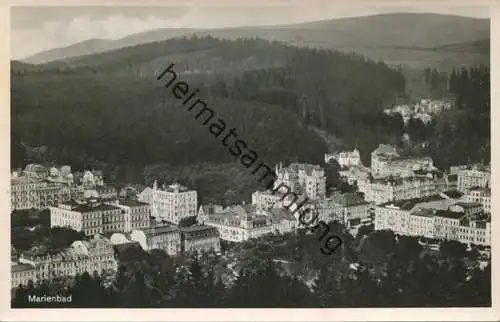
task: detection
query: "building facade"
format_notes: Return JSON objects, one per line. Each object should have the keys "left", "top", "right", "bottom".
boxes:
{"left": 11, "top": 177, "right": 73, "bottom": 210}
{"left": 274, "top": 163, "right": 326, "bottom": 200}
{"left": 14, "top": 235, "right": 116, "bottom": 288}
{"left": 50, "top": 201, "right": 125, "bottom": 236}
{"left": 374, "top": 202, "right": 490, "bottom": 246}
{"left": 113, "top": 199, "right": 151, "bottom": 232}
{"left": 146, "top": 182, "right": 197, "bottom": 224}
{"left": 464, "top": 187, "right": 491, "bottom": 213}
{"left": 180, "top": 225, "right": 221, "bottom": 254}
{"left": 324, "top": 149, "right": 361, "bottom": 168}
{"left": 359, "top": 176, "right": 437, "bottom": 205}
{"left": 457, "top": 166, "right": 490, "bottom": 192}
{"left": 130, "top": 226, "right": 182, "bottom": 256}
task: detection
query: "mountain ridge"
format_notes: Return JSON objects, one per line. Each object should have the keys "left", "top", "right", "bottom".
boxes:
{"left": 21, "top": 13, "right": 489, "bottom": 66}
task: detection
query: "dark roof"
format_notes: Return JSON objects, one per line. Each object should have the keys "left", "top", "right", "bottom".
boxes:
{"left": 73, "top": 203, "right": 121, "bottom": 213}
{"left": 180, "top": 225, "right": 218, "bottom": 233}
{"left": 379, "top": 195, "right": 444, "bottom": 211}
{"left": 141, "top": 226, "right": 179, "bottom": 236}
{"left": 453, "top": 202, "right": 482, "bottom": 208}
{"left": 411, "top": 208, "right": 435, "bottom": 218}
{"left": 442, "top": 190, "right": 463, "bottom": 199}
{"left": 119, "top": 198, "right": 148, "bottom": 207}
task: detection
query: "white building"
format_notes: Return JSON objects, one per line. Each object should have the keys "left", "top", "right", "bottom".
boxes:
{"left": 359, "top": 176, "right": 437, "bottom": 205}
{"left": 324, "top": 149, "right": 361, "bottom": 168}
{"left": 371, "top": 144, "right": 399, "bottom": 175}
{"left": 142, "top": 181, "right": 198, "bottom": 224}
{"left": 457, "top": 166, "right": 490, "bottom": 192}
{"left": 274, "top": 163, "right": 326, "bottom": 200}
{"left": 339, "top": 165, "right": 371, "bottom": 185}
{"left": 200, "top": 205, "right": 294, "bottom": 243}
{"left": 15, "top": 235, "right": 117, "bottom": 287}
{"left": 50, "top": 200, "right": 125, "bottom": 236}
{"left": 374, "top": 199, "right": 490, "bottom": 246}
{"left": 464, "top": 187, "right": 491, "bottom": 213}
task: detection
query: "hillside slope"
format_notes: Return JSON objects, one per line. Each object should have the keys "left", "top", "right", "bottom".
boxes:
{"left": 12, "top": 37, "right": 406, "bottom": 173}
{"left": 22, "top": 13, "right": 489, "bottom": 68}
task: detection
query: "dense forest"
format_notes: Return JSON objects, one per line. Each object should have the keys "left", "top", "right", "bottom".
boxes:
{"left": 11, "top": 36, "right": 490, "bottom": 203}
{"left": 404, "top": 66, "right": 490, "bottom": 170}
{"left": 11, "top": 36, "right": 408, "bottom": 202}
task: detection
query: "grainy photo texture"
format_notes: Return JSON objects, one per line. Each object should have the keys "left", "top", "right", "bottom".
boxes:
{"left": 9, "top": 5, "right": 491, "bottom": 309}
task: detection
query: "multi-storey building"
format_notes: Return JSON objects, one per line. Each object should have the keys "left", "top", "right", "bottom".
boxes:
{"left": 464, "top": 187, "right": 491, "bottom": 213}
{"left": 11, "top": 263, "right": 37, "bottom": 289}
{"left": 359, "top": 176, "right": 436, "bottom": 205}
{"left": 250, "top": 190, "right": 303, "bottom": 211}
{"left": 113, "top": 199, "right": 151, "bottom": 232}
{"left": 370, "top": 144, "right": 435, "bottom": 178}
{"left": 23, "top": 164, "right": 50, "bottom": 179}
{"left": 331, "top": 192, "right": 371, "bottom": 224}
{"left": 371, "top": 144, "right": 399, "bottom": 175}
{"left": 197, "top": 204, "right": 224, "bottom": 218}
{"left": 80, "top": 170, "right": 104, "bottom": 188}
{"left": 324, "top": 149, "right": 361, "bottom": 168}
{"left": 457, "top": 165, "right": 490, "bottom": 192}
{"left": 14, "top": 235, "right": 116, "bottom": 287}
{"left": 50, "top": 201, "right": 125, "bottom": 236}
{"left": 374, "top": 199, "right": 490, "bottom": 246}
{"left": 11, "top": 177, "right": 73, "bottom": 210}
{"left": 144, "top": 182, "right": 197, "bottom": 224}
{"left": 201, "top": 205, "right": 283, "bottom": 242}
{"left": 274, "top": 163, "right": 326, "bottom": 200}
{"left": 339, "top": 165, "right": 371, "bottom": 185}
{"left": 180, "top": 225, "right": 221, "bottom": 254}
{"left": 130, "top": 226, "right": 182, "bottom": 256}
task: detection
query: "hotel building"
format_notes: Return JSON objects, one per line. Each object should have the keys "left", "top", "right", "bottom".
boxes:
{"left": 13, "top": 235, "right": 116, "bottom": 288}
{"left": 457, "top": 165, "right": 490, "bottom": 192}
{"left": 359, "top": 176, "right": 437, "bottom": 205}
{"left": 139, "top": 182, "right": 197, "bottom": 224}
{"left": 324, "top": 149, "right": 361, "bottom": 168}
{"left": 130, "top": 226, "right": 182, "bottom": 256}
{"left": 274, "top": 163, "right": 326, "bottom": 200}
{"left": 464, "top": 187, "right": 491, "bottom": 213}
{"left": 50, "top": 200, "right": 125, "bottom": 236}
{"left": 374, "top": 199, "right": 490, "bottom": 246}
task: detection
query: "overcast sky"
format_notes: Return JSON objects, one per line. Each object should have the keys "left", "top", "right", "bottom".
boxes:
{"left": 10, "top": 5, "right": 491, "bottom": 59}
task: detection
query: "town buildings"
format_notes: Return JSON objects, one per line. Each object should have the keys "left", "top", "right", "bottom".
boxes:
{"left": 338, "top": 165, "right": 371, "bottom": 186}
{"left": 138, "top": 182, "right": 197, "bottom": 224}
{"left": 324, "top": 149, "right": 361, "bottom": 168}
{"left": 200, "top": 205, "right": 294, "bottom": 243}
{"left": 370, "top": 144, "right": 435, "bottom": 178}
{"left": 113, "top": 199, "right": 151, "bottom": 232}
{"left": 457, "top": 165, "right": 490, "bottom": 192}
{"left": 10, "top": 164, "right": 107, "bottom": 210}
{"left": 118, "top": 224, "right": 221, "bottom": 256}
{"left": 11, "top": 177, "right": 71, "bottom": 210}
{"left": 180, "top": 226, "right": 221, "bottom": 253}
{"left": 374, "top": 197, "right": 490, "bottom": 246}
{"left": 274, "top": 163, "right": 326, "bottom": 200}
{"left": 464, "top": 187, "right": 491, "bottom": 213}
{"left": 358, "top": 176, "right": 437, "bottom": 205}
{"left": 12, "top": 235, "right": 117, "bottom": 288}
{"left": 50, "top": 199, "right": 150, "bottom": 236}
{"left": 130, "top": 226, "right": 182, "bottom": 256}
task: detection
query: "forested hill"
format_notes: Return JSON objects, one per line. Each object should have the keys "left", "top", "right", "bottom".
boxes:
{"left": 23, "top": 13, "right": 489, "bottom": 67}
{"left": 11, "top": 36, "right": 405, "bottom": 197}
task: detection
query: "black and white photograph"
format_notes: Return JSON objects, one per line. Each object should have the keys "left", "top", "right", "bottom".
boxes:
{"left": 5, "top": 1, "right": 496, "bottom": 318}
